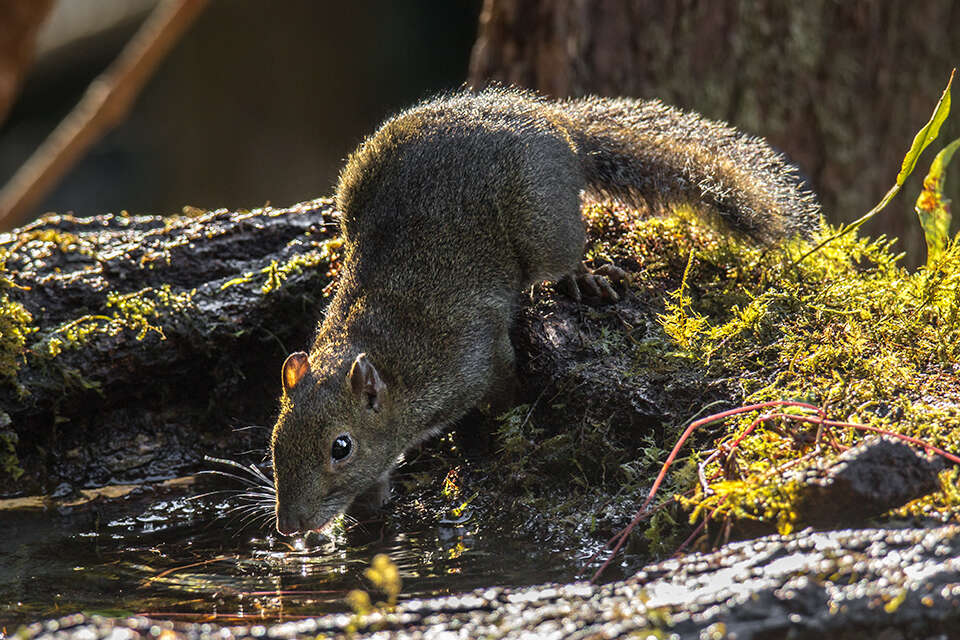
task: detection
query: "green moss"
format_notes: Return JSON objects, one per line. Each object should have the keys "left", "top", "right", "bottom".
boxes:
{"left": 488, "top": 190, "right": 960, "bottom": 553}
{"left": 650, "top": 210, "right": 960, "bottom": 528}
{"left": 893, "top": 467, "right": 960, "bottom": 522}
{"left": 0, "top": 417, "right": 23, "bottom": 480}
{"left": 0, "top": 293, "right": 33, "bottom": 380}
{"left": 220, "top": 236, "right": 342, "bottom": 294}
{"left": 0, "top": 253, "right": 33, "bottom": 479}
{"left": 261, "top": 240, "right": 339, "bottom": 294}
{"left": 219, "top": 273, "right": 255, "bottom": 290}
{"left": 37, "top": 285, "right": 194, "bottom": 358}
{"left": 0, "top": 252, "right": 35, "bottom": 384}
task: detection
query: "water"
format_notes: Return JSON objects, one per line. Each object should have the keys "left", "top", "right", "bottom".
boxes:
{"left": 0, "top": 473, "right": 589, "bottom": 631}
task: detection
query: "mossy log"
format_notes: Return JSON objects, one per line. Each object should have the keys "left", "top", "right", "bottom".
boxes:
{"left": 0, "top": 198, "right": 727, "bottom": 499}
{"left": 1, "top": 198, "right": 952, "bottom": 537}
{"left": 0, "top": 200, "right": 338, "bottom": 493}
{"left": 5, "top": 199, "right": 960, "bottom": 636}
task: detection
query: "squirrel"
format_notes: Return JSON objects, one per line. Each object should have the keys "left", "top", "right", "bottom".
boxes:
{"left": 269, "top": 86, "right": 819, "bottom": 535}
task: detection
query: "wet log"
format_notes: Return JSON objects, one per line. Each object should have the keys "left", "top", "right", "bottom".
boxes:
{"left": 1, "top": 199, "right": 946, "bottom": 534}
{"left": 0, "top": 200, "right": 338, "bottom": 493}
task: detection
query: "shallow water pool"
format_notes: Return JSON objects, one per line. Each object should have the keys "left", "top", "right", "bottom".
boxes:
{"left": 0, "top": 471, "right": 600, "bottom": 632}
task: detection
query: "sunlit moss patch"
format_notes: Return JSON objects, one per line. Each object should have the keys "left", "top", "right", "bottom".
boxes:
{"left": 489, "top": 194, "right": 960, "bottom": 555}
{"left": 37, "top": 286, "right": 195, "bottom": 358}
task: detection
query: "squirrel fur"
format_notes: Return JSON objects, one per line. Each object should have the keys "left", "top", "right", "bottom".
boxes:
{"left": 269, "top": 86, "right": 819, "bottom": 535}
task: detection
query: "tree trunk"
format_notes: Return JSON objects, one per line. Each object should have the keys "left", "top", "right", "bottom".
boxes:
{"left": 0, "top": 0, "right": 54, "bottom": 125}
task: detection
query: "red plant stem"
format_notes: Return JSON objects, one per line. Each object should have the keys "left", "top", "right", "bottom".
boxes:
{"left": 673, "top": 501, "right": 723, "bottom": 556}
{"left": 810, "top": 417, "right": 960, "bottom": 465}
{"left": 589, "top": 400, "right": 820, "bottom": 583}
{"left": 751, "top": 412, "right": 960, "bottom": 465}
{"left": 589, "top": 399, "right": 960, "bottom": 584}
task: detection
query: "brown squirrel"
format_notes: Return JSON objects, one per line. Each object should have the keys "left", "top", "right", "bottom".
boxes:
{"left": 269, "top": 87, "right": 819, "bottom": 535}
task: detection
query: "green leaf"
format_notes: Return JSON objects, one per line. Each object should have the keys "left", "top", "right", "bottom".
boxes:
{"left": 915, "top": 136, "right": 960, "bottom": 264}
{"left": 897, "top": 68, "right": 955, "bottom": 185}
{"left": 793, "top": 68, "right": 956, "bottom": 268}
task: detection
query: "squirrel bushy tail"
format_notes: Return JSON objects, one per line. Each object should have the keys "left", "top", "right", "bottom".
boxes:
{"left": 338, "top": 87, "right": 820, "bottom": 250}
{"left": 558, "top": 95, "right": 820, "bottom": 242}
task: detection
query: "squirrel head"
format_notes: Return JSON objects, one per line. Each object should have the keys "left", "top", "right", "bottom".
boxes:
{"left": 270, "top": 350, "right": 400, "bottom": 535}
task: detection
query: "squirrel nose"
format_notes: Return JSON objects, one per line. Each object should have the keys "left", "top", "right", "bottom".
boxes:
{"left": 276, "top": 507, "right": 310, "bottom": 535}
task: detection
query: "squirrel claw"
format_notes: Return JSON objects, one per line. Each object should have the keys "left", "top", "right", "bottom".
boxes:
{"left": 559, "top": 263, "right": 627, "bottom": 304}
{"left": 593, "top": 263, "right": 629, "bottom": 286}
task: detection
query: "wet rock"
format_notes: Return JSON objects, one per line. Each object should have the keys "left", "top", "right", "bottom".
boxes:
{"left": 791, "top": 436, "right": 948, "bottom": 528}
{"left": 16, "top": 525, "right": 960, "bottom": 639}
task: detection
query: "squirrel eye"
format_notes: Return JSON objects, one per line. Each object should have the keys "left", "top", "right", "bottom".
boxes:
{"left": 331, "top": 434, "right": 353, "bottom": 462}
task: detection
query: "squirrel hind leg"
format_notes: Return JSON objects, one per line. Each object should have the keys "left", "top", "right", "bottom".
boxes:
{"left": 558, "top": 262, "right": 628, "bottom": 305}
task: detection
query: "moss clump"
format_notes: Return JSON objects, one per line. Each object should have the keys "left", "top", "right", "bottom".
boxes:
{"left": 0, "top": 293, "right": 33, "bottom": 381}
{"left": 0, "top": 252, "right": 35, "bottom": 384}
{"left": 37, "top": 285, "right": 194, "bottom": 358}
{"left": 262, "top": 237, "right": 342, "bottom": 294}
{"left": 649, "top": 210, "right": 960, "bottom": 531}
{"left": 220, "top": 236, "right": 343, "bottom": 294}
{"left": 0, "top": 423, "right": 23, "bottom": 479}
{"left": 0, "top": 253, "right": 33, "bottom": 479}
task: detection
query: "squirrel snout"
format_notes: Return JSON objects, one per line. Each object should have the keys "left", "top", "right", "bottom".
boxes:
{"left": 276, "top": 505, "right": 312, "bottom": 536}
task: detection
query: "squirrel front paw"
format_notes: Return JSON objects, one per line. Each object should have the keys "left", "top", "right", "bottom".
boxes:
{"left": 558, "top": 262, "right": 628, "bottom": 304}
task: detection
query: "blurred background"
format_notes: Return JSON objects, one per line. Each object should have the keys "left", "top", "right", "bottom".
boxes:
{"left": 1, "top": 0, "right": 958, "bottom": 265}
{"left": 0, "top": 0, "right": 482, "bottom": 216}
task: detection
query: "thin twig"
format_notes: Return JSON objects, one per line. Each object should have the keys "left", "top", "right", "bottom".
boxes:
{"left": 588, "top": 400, "right": 820, "bottom": 583}
{"left": 0, "top": 0, "right": 209, "bottom": 231}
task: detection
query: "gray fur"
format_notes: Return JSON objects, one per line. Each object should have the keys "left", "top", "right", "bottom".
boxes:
{"left": 270, "top": 86, "right": 820, "bottom": 534}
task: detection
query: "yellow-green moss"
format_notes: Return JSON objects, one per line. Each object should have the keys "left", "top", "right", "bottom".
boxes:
{"left": 0, "top": 425, "right": 23, "bottom": 479}
{"left": 0, "top": 252, "right": 32, "bottom": 478}
{"left": 261, "top": 240, "right": 340, "bottom": 294}
{"left": 0, "top": 293, "right": 33, "bottom": 381}
{"left": 37, "top": 285, "right": 194, "bottom": 358}
{"left": 221, "top": 236, "right": 342, "bottom": 294}
{"left": 642, "top": 211, "right": 960, "bottom": 528}
{"left": 0, "top": 252, "right": 35, "bottom": 383}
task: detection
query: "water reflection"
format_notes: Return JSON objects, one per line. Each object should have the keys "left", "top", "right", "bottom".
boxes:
{"left": 0, "top": 475, "right": 578, "bottom": 628}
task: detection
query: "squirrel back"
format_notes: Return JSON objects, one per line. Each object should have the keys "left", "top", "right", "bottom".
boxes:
{"left": 270, "top": 87, "right": 820, "bottom": 535}
{"left": 338, "top": 87, "right": 819, "bottom": 250}
{"left": 560, "top": 94, "right": 819, "bottom": 241}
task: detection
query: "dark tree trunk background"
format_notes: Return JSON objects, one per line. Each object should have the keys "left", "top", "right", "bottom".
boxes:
{"left": 468, "top": 0, "right": 960, "bottom": 265}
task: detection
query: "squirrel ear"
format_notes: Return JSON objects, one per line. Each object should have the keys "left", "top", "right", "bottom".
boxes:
{"left": 348, "top": 352, "right": 386, "bottom": 410}
{"left": 282, "top": 351, "right": 309, "bottom": 393}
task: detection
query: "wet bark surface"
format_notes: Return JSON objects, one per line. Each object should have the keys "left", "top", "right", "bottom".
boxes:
{"left": 1, "top": 200, "right": 337, "bottom": 494}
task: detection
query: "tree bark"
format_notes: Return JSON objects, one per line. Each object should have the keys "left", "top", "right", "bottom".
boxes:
{"left": 0, "top": 0, "right": 54, "bottom": 125}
